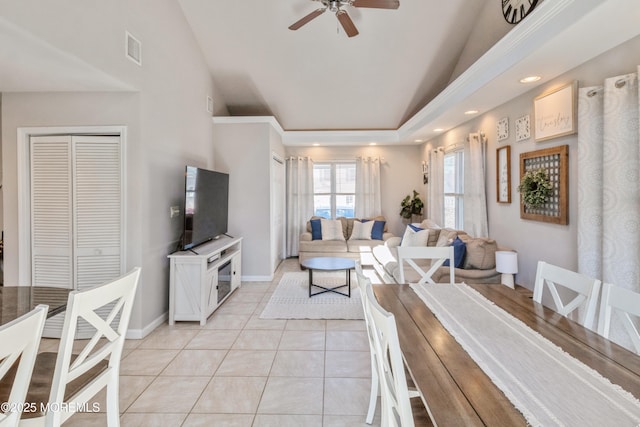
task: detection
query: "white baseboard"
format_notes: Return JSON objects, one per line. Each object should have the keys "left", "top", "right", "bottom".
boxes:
{"left": 126, "top": 311, "right": 167, "bottom": 340}
{"left": 242, "top": 274, "right": 274, "bottom": 282}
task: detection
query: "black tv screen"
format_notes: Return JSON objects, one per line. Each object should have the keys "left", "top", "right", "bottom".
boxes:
{"left": 183, "top": 166, "right": 229, "bottom": 250}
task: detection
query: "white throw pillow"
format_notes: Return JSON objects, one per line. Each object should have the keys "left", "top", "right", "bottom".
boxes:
{"left": 321, "top": 219, "right": 346, "bottom": 241}
{"left": 400, "top": 225, "right": 429, "bottom": 247}
{"left": 349, "top": 220, "right": 374, "bottom": 240}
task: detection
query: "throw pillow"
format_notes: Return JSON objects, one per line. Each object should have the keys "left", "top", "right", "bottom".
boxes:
{"left": 460, "top": 236, "right": 498, "bottom": 270}
{"left": 420, "top": 219, "right": 442, "bottom": 229}
{"left": 400, "top": 224, "right": 429, "bottom": 247}
{"left": 350, "top": 220, "right": 374, "bottom": 240}
{"left": 310, "top": 219, "right": 322, "bottom": 240}
{"left": 321, "top": 219, "right": 346, "bottom": 241}
{"left": 442, "top": 237, "right": 466, "bottom": 268}
{"left": 371, "top": 220, "right": 386, "bottom": 240}
{"left": 436, "top": 229, "right": 458, "bottom": 247}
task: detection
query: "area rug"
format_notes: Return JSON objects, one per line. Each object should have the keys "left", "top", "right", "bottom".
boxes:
{"left": 260, "top": 271, "right": 364, "bottom": 320}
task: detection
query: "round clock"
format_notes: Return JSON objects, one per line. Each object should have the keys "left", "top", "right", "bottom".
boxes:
{"left": 502, "top": 0, "right": 539, "bottom": 24}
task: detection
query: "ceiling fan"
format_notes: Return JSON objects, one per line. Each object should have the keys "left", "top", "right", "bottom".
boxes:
{"left": 289, "top": 0, "right": 400, "bottom": 38}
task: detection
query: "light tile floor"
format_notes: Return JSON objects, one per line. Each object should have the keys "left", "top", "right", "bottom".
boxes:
{"left": 53, "top": 259, "right": 431, "bottom": 426}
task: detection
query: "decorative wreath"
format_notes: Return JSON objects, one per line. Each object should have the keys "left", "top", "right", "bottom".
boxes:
{"left": 517, "top": 169, "right": 553, "bottom": 209}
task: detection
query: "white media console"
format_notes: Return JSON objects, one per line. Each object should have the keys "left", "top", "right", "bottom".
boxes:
{"left": 168, "top": 235, "right": 242, "bottom": 325}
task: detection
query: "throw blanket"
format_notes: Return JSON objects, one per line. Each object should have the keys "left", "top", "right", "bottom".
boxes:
{"left": 410, "top": 283, "right": 640, "bottom": 427}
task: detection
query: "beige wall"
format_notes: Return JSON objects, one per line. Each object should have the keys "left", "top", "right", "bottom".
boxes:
{"left": 424, "top": 33, "right": 640, "bottom": 289}
{"left": 0, "top": 0, "right": 227, "bottom": 335}
{"left": 285, "top": 145, "right": 424, "bottom": 238}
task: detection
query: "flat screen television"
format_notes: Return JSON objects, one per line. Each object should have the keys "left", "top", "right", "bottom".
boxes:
{"left": 182, "top": 166, "right": 229, "bottom": 250}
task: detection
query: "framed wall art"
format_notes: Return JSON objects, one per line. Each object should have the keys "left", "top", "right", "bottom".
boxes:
{"left": 519, "top": 145, "right": 569, "bottom": 224}
{"left": 496, "top": 145, "right": 511, "bottom": 203}
{"left": 534, "top": 81, "right": 578, "bottom": 142}
{"left": 497, "top": 117, "right": 509, "bottom": 141}
{"left": 515, "top": 115, "right": 530, "bottom": 142}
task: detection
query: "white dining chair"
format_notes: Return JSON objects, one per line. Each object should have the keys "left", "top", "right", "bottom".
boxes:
{"left": 354, "top": 261, "right": 379, "bottom": 424}
{"left": 365, "top": 284, "right": 416, "bottom": 427}
{"left": 397, "top": 246, "right": 455, "bottom": 285}
{"left": 598, "top": 283, "right": 640, "bottom": 354}
{"left": 533, "top": 261, "right": 601, "bottom": 330}
{"left": 17, "top": 267, "right": 141, "bottom": 427}
{"left": 0, "top": 305, "right": 48, "bottom": 427}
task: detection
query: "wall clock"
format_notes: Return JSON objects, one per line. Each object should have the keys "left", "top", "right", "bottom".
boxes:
{"left": 502, "top": 0, "right": 539, "bottom": 25}
{"left": 497, "top": 117, "right": 509, "bottom": 141}
{"left": 515, "top": 114, "right": 531, "bottom": 142}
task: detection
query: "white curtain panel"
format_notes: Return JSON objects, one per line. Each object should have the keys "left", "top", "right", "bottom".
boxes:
{"left": 286, "top": 156, "right": 314, "bottom": 257}
{"left": 429, "top": 148, "right": 444, "bottom": 226}
{"left": 578, "top": 70, "right": 640, "bottom": 350}
{"left": 355, "top": 156, "right": 381, "bottom": 218}
{"left": 464, "top": 133, "right": 489, "bottom": 237}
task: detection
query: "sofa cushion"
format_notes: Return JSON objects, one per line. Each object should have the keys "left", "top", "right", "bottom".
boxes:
{"left": 350, "top": 220, "right": 374, "bottom": 240}
{"left": 459, "top": 235, "right": 498, "bottom": 270}
{"left": 310, "top": 219, "right": 322, "bottom": 240}
{"left": 442, "top": 237, "right": 466, "bottom": 268}
{"left": 347, "top": 239, "right": 383, "bottom": 253}
{"left": 299, "top": 239, "right": 348, "bottom": 253}
{"left": 321, "top": 219, "right": 345, "bottom": 241}
{"left": 400, "top": 224, "right": 429, "bottom": 247}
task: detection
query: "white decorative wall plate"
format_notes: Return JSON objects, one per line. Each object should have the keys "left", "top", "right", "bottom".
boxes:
{"left": 497, "top": 117, "right": 509, "bottom": 141}
{"left": 515, "top": 114, "right": 531, "bottom": 142}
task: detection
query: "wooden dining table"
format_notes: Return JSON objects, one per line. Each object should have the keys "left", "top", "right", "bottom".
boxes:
{"left": 0, "top": 286, "right": 71, "bottom": 326}
{"left": 373, "top": 283, "right": 640, "bottom": 427}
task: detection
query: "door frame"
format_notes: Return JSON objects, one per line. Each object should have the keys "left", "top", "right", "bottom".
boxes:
{"left": 17, "top": 126, "right": 127, "bottom": 285}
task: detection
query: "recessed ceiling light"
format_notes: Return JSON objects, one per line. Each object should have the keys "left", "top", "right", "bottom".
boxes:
{"left": 369, "top": 142, "right": 377, "bottom": 146}
{"left": 464, "top": 110, "right": 479, "bottom": 115}
{"left": 414, "top": 139, "right": 424, "bottom": 143}
{"left": 433, "top": 128, "right": 444, "bottom": 132}
{"left": 520, "top": 75, "right": 541, "bottom": 83}
{"left": 312, "top": 143, "right": 320, "bottom": 146}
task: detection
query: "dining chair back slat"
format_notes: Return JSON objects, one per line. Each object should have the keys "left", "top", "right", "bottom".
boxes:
{"left": 0, "top": 305, "right": 48, "bottom": 427}
{"left": 598, "top": 283, "right": 640, "bottom": 354}
{"left": 533, "top": 261, "right": 601, "bottom": 330}
{"left": 365, "top": 284, "right": 415, "bottom": 427}
{"left": 397, "top": 246, "right": 455, "bottom": 285}
{"left": 354, "top": 261, "right": 379, "bottom": 424}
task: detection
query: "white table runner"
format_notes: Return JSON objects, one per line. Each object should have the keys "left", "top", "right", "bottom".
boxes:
{"left": 410, "top": 283, "right": 640, "bottom": 427}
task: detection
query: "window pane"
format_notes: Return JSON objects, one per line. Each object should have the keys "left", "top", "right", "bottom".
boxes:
{"left": 336, "top": 195, "right": 355, "bottom": 218}
{"left": 313, "top": 164, "right": 331, "bottom": 193}
{"left": 444, "top": 154, "right": 456, "bottom": 193}
{"left": 336, "top": 164, "right": 356, "bottom": 193}
{"left": 314, "top": 195, "right": 331, "bottom": 218}
{"left": 444, "top": 196, "right": 456, "bottom": 229}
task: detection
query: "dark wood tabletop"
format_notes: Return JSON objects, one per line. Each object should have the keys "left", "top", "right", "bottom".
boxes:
{"left": 372, "top": 283, "right": 640, "bottom": 427}
{"left": 0, "top": 286, "right": 71, "bottom": 326}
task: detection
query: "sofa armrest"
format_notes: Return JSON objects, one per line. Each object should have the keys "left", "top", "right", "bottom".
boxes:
{"left": 385, "top": 236, "right": 402, "bottom": 248}
{"left": 300, "top": 232, "right": 312, "bottom": 242}
{"left": 497, "top": 245, "right": 515, "bottom": 252}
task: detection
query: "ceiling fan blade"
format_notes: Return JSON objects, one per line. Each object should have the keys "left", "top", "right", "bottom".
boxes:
{"left": 336, "top": 10, "right": 359, "bottom": 37}
{"left": 288, "top": 8, "right": 326, "bottom": 30}
{"left": 351, "top": 0, "right": 400, "bottom": 9}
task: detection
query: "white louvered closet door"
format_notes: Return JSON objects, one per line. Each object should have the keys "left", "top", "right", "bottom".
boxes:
{"left": 30, "top": 135, "right": 124, "bottom": 337}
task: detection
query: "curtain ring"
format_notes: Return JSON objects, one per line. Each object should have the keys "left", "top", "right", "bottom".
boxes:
{"left": 615, "top": 79, "right": 626, "bottom": 89}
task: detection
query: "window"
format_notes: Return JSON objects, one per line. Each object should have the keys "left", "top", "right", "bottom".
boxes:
{"left": 443, "top": 151, "right": 464, "bottom": 229}
{"left": 313, "top": 162, "right": 356, "bottom": 218}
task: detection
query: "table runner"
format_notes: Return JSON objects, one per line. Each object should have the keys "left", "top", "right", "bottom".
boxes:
{"left": 410, "top": 283, "right": 640, "bottom": 427}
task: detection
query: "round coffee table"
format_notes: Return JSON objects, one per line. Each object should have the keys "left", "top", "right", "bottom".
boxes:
{"left": 300, "top": 257, "right": 356, "bottom": 298}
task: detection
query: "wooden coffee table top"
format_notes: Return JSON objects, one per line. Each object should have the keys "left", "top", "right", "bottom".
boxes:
{"left": 300, "top": 257, "right": 355, "bottom": 271}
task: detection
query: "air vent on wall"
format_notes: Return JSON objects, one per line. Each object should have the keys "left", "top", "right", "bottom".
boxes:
{"left": 125, "top": 31, "right": 142, "bottom": 66}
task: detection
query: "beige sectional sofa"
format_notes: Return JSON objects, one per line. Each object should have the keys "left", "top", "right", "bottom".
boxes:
{"left": 298, "top": 216, "right": 395, "bottom": 265}
{"left": 372, "top": 220, "right": 507, "bottom": 284}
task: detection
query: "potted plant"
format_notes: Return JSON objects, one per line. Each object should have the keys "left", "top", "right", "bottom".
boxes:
{"left": 400, "top": 190, "right": 424, "bottom": 222}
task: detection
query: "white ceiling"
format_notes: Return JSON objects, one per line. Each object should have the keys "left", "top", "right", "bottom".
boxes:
{"left": 178, "top": 0, "right": 493, "bottom": 131}
{"left": 1, "top": 0, "right": 639, "bottom": 146}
